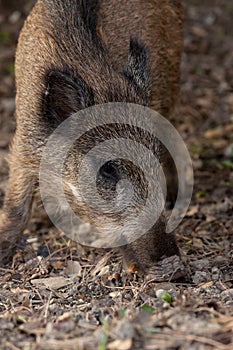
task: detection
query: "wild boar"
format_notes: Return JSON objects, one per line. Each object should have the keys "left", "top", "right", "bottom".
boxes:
{"left": 0, "top": 0, "right": 184, "bottom": 279}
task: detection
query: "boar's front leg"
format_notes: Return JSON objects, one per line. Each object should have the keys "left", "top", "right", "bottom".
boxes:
{"left": 0, "top": 135, "right": 35, "bottom": 265}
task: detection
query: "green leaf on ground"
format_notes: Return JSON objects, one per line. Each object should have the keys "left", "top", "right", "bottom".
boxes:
{"left": 141, "top": 304, "right": 155, "bottom": 314}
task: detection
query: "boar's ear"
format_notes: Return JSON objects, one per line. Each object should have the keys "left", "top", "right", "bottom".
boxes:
{"left": 123, "top": 38, "right": 151, "bottom": 101}
{"left": 44, "top": 70, "right": 94, "bottom": 122}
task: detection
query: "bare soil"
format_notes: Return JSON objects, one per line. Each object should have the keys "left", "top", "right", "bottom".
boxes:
{"left": 0, "top": 1, "right": 233, "bottom": 349}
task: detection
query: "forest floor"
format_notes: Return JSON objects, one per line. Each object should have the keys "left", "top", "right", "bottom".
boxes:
{"left": 0, "top": 1, "right": 233, "bottom": 349}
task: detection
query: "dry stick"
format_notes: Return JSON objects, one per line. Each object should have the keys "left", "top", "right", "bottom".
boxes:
{"left": 43, "top": 291, "right": 53, "bottom": 320}
{"left": 4, "top": 342, "right": 21, "bottom": 350}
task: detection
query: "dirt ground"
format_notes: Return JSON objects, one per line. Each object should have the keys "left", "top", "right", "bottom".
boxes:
{"left": 0, "top": 1, "right": 233, "bottom": 349}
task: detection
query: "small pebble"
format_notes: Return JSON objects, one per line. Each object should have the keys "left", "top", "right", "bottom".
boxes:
{"left": 9, "top": 11, "right": 21, "bottom": 24}
{"left": 156, "top": 289, "right": 166, "bottom": 298}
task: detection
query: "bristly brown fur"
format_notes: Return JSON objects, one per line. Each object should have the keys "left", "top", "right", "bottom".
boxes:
{"left": 0, "top": 0, "right": 184, "bottom": 275}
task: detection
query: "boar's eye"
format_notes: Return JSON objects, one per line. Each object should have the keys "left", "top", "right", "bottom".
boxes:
{"left": 97, "top": 159, "right": 148, "bottom": 203}
{"left": 99, "top": 161, "right": 119, "bottom": 183}
{"left": 96, "top": 160, "right": 121, "bottom": 200}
